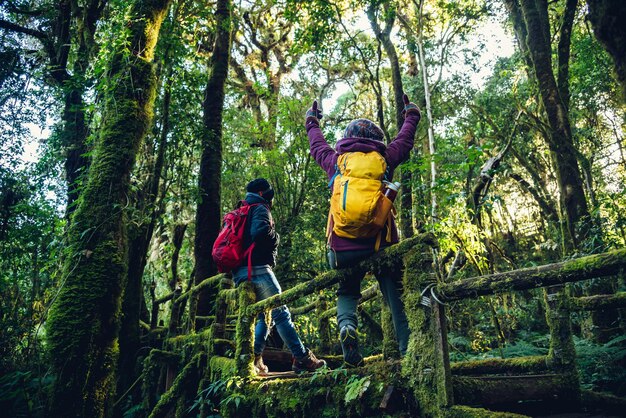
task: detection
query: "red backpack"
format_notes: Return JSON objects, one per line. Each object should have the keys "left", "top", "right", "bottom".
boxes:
{"left": 212, "top": 201, "right": 260, "bottom": 280}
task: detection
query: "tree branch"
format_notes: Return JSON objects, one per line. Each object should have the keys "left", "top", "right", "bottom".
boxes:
{"left": 0, "top": 19, "right": 48, "bottom": 39}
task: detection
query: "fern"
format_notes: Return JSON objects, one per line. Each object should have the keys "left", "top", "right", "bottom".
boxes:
{"left": 574, "top": 335, "right": 626, "bottom": 396}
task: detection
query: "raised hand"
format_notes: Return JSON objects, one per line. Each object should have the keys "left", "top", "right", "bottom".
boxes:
{"left": 402, "top": 94, "right": 421, "bottom": 119}
{"left": 306, "top": 100, "right": 323, "bottom": 121}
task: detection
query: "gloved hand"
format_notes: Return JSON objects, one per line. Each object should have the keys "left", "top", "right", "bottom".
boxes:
{"left": 306, "top": 100, "right": 323, "bottom": 125}
{"left": 402, "top": 94, "right": 421, "bottom": 119}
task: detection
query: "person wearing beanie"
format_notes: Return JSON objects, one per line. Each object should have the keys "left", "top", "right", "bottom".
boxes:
{"left": 231, "top": 178, "right": 327, "bottom": 374}
{"left": 305, "top": 94, "right": 421, "bottom": 367}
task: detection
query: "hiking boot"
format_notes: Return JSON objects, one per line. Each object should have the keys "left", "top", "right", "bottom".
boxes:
{"left": 340, "top": 325, "right": 364, "bottom": 367}
{"left": 254, "top": 354, "right": 269, "bottom": 375}
{"left": 292, "top": 349, "right": 327, "bottom": 373}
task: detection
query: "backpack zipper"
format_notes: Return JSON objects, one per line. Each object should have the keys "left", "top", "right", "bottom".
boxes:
{"left": 342, "top": 180, "right": 349, "bottom": 211}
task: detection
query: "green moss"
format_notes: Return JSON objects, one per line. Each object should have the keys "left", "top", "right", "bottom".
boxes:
{"left": 141, "top": 349, "right": 181, "bottom": 413}
{"left": 451, "top": 356, "right": 548, "bottom": 376}
{"left": 570, "top": 291, "right": 626, "bottom": 311}
{"left": 235, "top": 282, "right": 257, "bottom": 377}
{"left": 317, "top": 298, "right": 332, "bottom": 353}
{"left": 446, "top": 405, "right": 529, "bottom": 418}
{"left": 438, "top": 248, "right": 626, "bottom": 301}
{"left": 560, "top": 248, "right": 626, "bottom": 275}
{"left": 381, "top": 302, "right": 399, "bottom": 359}
{"left": 401, "top": 241, "right": 454, "bottom": 417}
{"left": 219, "top": 288, "right": 240, "bottom": 303}
{"left": 164, "top": 327, "right": 214, "bottom": 361}
{"left": 218, "top": 360, "right": 415, "bottom": 418}
{"left": 209, "top": 356, "right": 237, "bottom": 381}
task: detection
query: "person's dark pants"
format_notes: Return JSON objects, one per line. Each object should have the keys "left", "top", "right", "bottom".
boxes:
{"left": 328, "top": 249, "right": 410, "bottom": 354}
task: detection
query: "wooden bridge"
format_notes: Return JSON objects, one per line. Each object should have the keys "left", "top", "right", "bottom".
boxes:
{"left": 138, "top": 234, "right": 626, "bottom": 417}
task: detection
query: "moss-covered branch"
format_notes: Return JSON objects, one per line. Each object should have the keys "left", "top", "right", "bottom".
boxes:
{"left": 215, "top": 359, "right": 417, "bottom": 417}
{"left": 401, "top": 239, "right": 453, "bottom": 416}
{"left": 173, "top": 273, "right": 227, "bottom": 305}
{"left": 438, "top": 248, "right": 626, "bottom": 301}
{"left": 208, "top": 356, "right": 236, "bottom": 381}
{"left": 445, "top": 405, "right": 529, "bottom": 417}
{"left": 451, "top": 356, "right": 548, "bottom": 376}
{"left": 290, "top": 299, "right": 319, "bottom": 315}
{"left": 570, "top": 291, "right": 626, "bottom": 311}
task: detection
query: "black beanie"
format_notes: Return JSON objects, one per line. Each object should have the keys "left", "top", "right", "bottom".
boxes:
{"left": 246, "top": 178, "right": 274, "bottom": 201}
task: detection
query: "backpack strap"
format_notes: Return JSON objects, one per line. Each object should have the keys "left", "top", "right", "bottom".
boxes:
{"left": 326, "top": 211, "right": 333, "bottom": 245}
{"left": 243, "top": 242, "right": 256, "bottom": 281}
{"left": 374, "top": 204, "right": 395, "bottom": 252}
{"left": 241, "top": 202, "right": 265, "bottom": 281}
{"left": 328, "top": 163, "right": 340, "bottom": 189}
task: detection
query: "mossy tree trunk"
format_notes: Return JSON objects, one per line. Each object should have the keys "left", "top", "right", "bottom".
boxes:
{"left": 194, "top": 0, "right": 232, "bottom": 318}
{"left": 117, "top": 36, "right": 175, "bottom": 408}
{"left": 402, "top": 241, "right": 453, "bottom": 417}
{"left": 586, "top": 0, "right": 626, "bottom": 101}
{"left": 235, "top": 282, "right": 256, "bottom": 378}
{"left": 46, "top": 0, "right": 173, "bottom": 416}
{"left": 505, "top": 0, "right": 619, "bottom": 343}
{"left": 62, "top": 0, "right": 106, "bottom": 218}
{"left": 505, "top": 0, "right": 590, "bottom": 252}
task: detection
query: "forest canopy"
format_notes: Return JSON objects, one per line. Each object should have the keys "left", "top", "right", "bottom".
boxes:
{"left": 1, "top": 0, "right": 625, "bottom": 417}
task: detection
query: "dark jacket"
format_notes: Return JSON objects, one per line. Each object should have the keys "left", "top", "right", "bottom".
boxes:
{"left": 307, "top": 113, "right": 420, "bottom": 252}
{"left": 243, "top": 192, "right": 279, "bottom": 267}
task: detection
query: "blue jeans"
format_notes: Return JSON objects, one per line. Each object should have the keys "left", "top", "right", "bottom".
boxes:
{"left": 328, "top": 249, "right": 410, "bottom": 355}
{"left": 233, "top": 265, "right": 307, "bottom": 358}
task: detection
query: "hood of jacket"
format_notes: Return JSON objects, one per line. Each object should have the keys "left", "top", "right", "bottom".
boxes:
{"left": 245, "top": 192, "right": 271, "bottom": 205}
{"left": 335, "top": 137, "right": 387, "bottom": 155}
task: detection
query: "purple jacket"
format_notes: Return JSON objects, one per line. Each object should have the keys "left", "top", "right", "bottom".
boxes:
{"left": 307, "top": 113, "right": 420, "bottom": 252}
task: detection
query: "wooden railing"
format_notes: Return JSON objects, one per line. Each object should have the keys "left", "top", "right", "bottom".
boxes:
{"left": 144, "top": 236, "right": 626, "bottom": 416}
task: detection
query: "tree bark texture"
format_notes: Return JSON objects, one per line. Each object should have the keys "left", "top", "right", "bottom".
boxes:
{"left": 45, "top": 0, "right": 172, "bottom": 416}
{"left": 62, "top": 82, "right": 90, "bottom": 218}
{"left": 586, "top": 0, "right": 626, "bottom": 100}
{"left": 557, "top": 0, "right": 577, "bottom": 111}
{"left": 194, "top": 0, "right": 232, "bottom": 317}
{"left": 62, "top": 1, "right": 105, "bottom": 218}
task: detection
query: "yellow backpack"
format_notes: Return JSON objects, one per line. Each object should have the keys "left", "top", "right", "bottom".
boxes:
{"left": 328, "top": 151, "right": 392, "bottom": 243}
